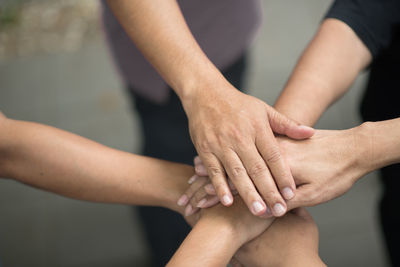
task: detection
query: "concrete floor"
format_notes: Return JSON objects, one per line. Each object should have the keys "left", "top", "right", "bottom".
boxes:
{"left": 0, "top": 0, "right": 389, "bottom": 266}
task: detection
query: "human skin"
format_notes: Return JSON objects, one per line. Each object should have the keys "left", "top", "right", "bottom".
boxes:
{"left": 168, "top": 197, "right": 275, "bottom": 267}
{"left": 183, "top": 18, "right": 397, "bottom": 211}
{"left": 186, "top": 117, "right": 400, "bottom": 211}
{"left": 233, "top": 208, "right": 325, "bottom": 267}
{"left": 106, "top": 0, "right": 315, "bottom": 217}
{"left": 0, "top": 112, "right": 193, "bottom": 217}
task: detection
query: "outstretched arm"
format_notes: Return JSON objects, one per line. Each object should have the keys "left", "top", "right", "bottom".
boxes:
{"left": 168, "top": 197, "right": 274, "bottom": 267}
{"left": 0, "top": 113, "right": 192, "bottom": 214}
{"left": 275, "top": 18, "right": 371, "bottom": 126}
{"left": 106, "top": 0, "right": 314, "bottom": 218}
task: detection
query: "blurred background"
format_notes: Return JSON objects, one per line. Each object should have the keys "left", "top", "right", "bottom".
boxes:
{"left": 0, "top": 0, "right": 388, "bottom": 266}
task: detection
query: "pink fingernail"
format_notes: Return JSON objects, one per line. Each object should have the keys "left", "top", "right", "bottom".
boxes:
{"left": 282, "top": 187, "right": 294, "bottom": 200}
{"left": 222, "top": 194, "right": 233, "bottom": 205}
{"left": 299, "top": 125, "right": 314, "bottom": 132}
{"left": 197, "top": 198, "right": 207, "bottom": 208}
{"left": 177, "top": 195, "right": 189, "bottom": 206}
{"left": 252, "top": 201, "right": 265, "bottom": 214}
{"left": 188, "top": 175, "right": 198, "bottom": 184}
{"left": 273, "top": 203, "right": 286, "bottom": 216}
{"left": 204, "top": 184, "right": 216, "bottom": 195}
{"left": 185, "top": 204, "right": 193, "bottom": 216}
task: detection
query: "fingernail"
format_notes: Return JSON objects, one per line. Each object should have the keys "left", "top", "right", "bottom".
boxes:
{"left": 252, "top": 201, "right": 265, "bottom": 214}
{"left": 299, "top": 125, "right": 314, "bottom": 132}
{"left": 195, "top": 164, "right": 207, "bottom": 176}
{"left": 188, "top": 175, "right": 198, "bottom": 184}
{"left": 197, "top": 198, "right": 207, "bottom": 208}
{"left": 222, "top": 194, "right": 233, "bottom": 205}
{"left": 177, "top": 195, "right": 189, "bottom": 206}
{"left": 185, "top": 204, "right": 193, "bottom": 216}
{"left": 273, "top": 203, "right": 286, "bottom": 216}
{"left": 282, "top": 187, "right": 294, "bottom": 200}
{"left": 204, "top": 184, "right": 216, "bottom": 195}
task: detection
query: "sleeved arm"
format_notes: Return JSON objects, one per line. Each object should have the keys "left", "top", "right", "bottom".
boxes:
{"left": 325, "top": 0, "right": 400, "bottom": 58}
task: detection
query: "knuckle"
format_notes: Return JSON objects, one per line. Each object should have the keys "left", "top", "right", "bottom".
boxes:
{"left": 248, "top": 162, "right": 268, "bottom": 178}
{"left": 265, "top": 149, "right": 282, "bottom": 164}
{"left": 208, "top": 166, "right": 223, "bottom": 177}
{"left": 230, "top": 166, "right": 246, "bottom": 180}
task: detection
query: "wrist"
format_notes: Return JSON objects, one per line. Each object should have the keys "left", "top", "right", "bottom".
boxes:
{"left": 176, "top": 69, "right": 228, "bottom": 114}
{"left": 357, "top": 119, "right": 400, "bottom": 172}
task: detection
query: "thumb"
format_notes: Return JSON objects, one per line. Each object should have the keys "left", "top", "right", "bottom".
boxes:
{"left": 268, "top": 107, "right": 315, "bottom": 139}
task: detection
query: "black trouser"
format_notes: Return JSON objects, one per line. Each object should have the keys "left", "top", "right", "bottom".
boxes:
{"left": 127, "top": 55, "right": 248, "bottom": 267}
{"left": 360, "top": 34, "right": 400, "bottom": 267}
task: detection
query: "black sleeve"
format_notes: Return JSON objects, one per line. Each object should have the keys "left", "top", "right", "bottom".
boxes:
{"left": 325, "top": 0, "right": 400, "bottom": 58}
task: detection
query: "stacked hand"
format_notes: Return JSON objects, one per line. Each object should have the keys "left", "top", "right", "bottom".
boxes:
{"left": 183, "top": 82, "right": 314, "bottom": 216}
{"left": 179, "top": 126, "right": 371, "bottom": 214}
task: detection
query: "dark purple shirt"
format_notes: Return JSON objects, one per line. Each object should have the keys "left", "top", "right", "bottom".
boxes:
{"left": 101, "top": 0, "right": 263, "bottom": 103}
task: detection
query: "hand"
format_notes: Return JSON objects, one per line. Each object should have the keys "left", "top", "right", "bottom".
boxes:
{"left": 234, "top": 208, "right": 325, "bottom": 267}
{"left": 197, "top": 196, "right": 275, "bottom": 245}
{"left": 279, "top": 126, "right": 371, "bottom": 209}
{"left": 177, "top": 174, "right": 238, "bottom": 217}
{"left": 183, "top": 80, "right": 314, "bottom": 216}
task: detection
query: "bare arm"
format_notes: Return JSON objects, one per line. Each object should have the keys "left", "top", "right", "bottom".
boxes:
{"left": 0, "top": 114, "right": 192, "bottom": 214}
{"left": 106, "top": 0, "right": 314, "bottom": 217}
{"left": 275, "top": 18, "right": 372, "bottom": 125}
{"left": 168, "top": 197, "right": 274, "bottom": 267}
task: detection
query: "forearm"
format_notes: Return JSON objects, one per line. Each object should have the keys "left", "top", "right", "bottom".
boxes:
{"left": 275, "top": 19, "right": 372, "bottom": 125}
{"left": 167, "top": 218, "right": 240, "bottom": 267}
{"left": 0, "top": 118, "right": 193, "bottom": 212}
{"left": 106, "top": 0, "right": 225, "bottom": 104}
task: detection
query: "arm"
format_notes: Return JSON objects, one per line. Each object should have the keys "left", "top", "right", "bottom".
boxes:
{"left": 184, "top": 118, "right": 400, "bottom": 211}
{"left": 106, "top": 0, "right": 315, "bottom": 217}
{"left": 0, "top": 114, "right": 192, "bottom": 214}
{"left": 274, "top": 18, "right": 372, "bottom": 126}
{"left": 167, "top": 197, "right": 274, "bottom": 267}
{"left": 234, "top": 208, "right": 325, "bottom": 267}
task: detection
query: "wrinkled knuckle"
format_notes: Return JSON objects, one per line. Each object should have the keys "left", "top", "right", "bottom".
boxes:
{"left": 248, "top": 162, "right": 268, "bottom": 178}
{"left": 265, "top": 149, "right": 282, "bottom": 164}
{"left": 230, "top": 166, "right": 246, "bottom": 180}
{"left": 205, "top": 165, "right": 221, "bottom": 177}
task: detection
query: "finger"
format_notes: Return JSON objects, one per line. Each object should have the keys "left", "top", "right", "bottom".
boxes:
{"left": 204, "top": 181, "right": 236, "bottom": 196}
{"left": 236, "top": 144, "right": 287, "bottom": 217}
{"left": 222, "top": 150, "right": 267, "bottom": 216}
{"left": 257, "top": 127, "right": 296, "bottom": 201}
{"left": 188, "top": 174, "right": 198, "bottom": 185}
{"left": 267, "top": 106, "right": 315, "bottom": 139}
{"left": 194, "top": 156, "right": 208, "bottom": 176}
{"left": 286, "top": 184, "right": 316, "bottom": 211}
{"left": 200, "top": 153, "right": 233, "bottom": 206}
{"left": 184, "top": 203, "right": 200, "bottom": 217}
{"left": 200, "top": 195, "right": 220, "bottom": 208}
{"left": 188, "top": 184, "right": 209, "bottom": 208}
{"left": 177, "top": 176, "right": 208, "bottom": 206}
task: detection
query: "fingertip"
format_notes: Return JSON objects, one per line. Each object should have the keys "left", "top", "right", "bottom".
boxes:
{"left": 221, "top": 194, "right": 233, "bottom": 206}
{"left": 272, "top": 203, "right": 287, "bottom": 217}
{"left": 282, "top": 186, "right": 295, "bottom": 200}
{"left": 177, "top": 194, "right": 189, "bottom": 206}
{"left": 251, "top": 200, "right": 266, "bottom": 215}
